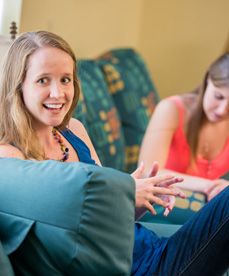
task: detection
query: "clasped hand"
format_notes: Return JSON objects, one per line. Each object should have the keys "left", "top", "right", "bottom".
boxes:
{"left": 132, "top": 162, "right": 185, "bottom": 218}
{"left": 205, "top": 178, "right": 229, "bottom": 202}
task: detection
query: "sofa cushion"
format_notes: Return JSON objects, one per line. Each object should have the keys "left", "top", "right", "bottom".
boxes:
{"left": 0, "top": 158, "right": 135, "bottom": 276}
{"left": 97, "top": 49, "right": 160, "bottom": 173}
{"left": 0, "top": 241, "right": 15, "bottom": 276}
{"left": 73, "top": 60, "right": 126, "bottom": 171}
{"left": 221, "top": 170, "right": 229, "bottom": 180}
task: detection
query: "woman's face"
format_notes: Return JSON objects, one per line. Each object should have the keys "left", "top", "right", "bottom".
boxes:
{"left": 203, "top": 79, "right": 229, "bottom": 123}
{"left": 22, "top": 46, "right": 74, "bottom": 130}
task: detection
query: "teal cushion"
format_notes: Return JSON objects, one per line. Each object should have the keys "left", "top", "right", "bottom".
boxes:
{"left": 0, "top": 158, "right": 135, "bottom": 276}
{"left": 139, "top": 222, "right": 181, "bottom": 237}
{"left": 97, "top": 49, "right": 160, "bottom": 173}
{"left": 221, "top": 170, "right": 229, "bottom": 180}
{"left": 0, "top": 241, "right": 15, "bottom": 276}
{"left": 73, "top": 60, "right": 126, "bottom": 171}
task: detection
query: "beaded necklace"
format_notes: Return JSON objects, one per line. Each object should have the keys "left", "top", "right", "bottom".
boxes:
{"left": 52, "top": 128, "right": 70, "bottom": 162}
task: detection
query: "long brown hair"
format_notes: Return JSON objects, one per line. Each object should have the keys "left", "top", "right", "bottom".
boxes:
{"left": 0, "top": 31, "right": 80, "bottom": 160}
{"left": 187, "top": 52, "right": 229, "bottom": 159}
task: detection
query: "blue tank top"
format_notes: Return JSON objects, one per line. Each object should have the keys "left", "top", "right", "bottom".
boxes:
{"left": 60, "top": 128, "right": 96, "bottom": 165}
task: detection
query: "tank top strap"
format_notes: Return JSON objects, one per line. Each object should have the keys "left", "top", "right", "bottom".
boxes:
{"left": 168, "top": 95, "right": 184, "bottom": 128}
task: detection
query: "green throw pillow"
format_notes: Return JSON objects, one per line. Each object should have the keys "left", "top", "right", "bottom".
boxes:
{"left": 0, "top": 158, "right": 135, "bottom": 276}
{"left": 74, "top": 60, "right": 126, "bottom": 171}
{"left": 97, "top": 49, "right": 160, "bottom": 173}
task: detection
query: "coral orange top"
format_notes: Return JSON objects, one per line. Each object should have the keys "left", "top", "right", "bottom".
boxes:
{"left": 165, "top": 96, "right": 229, "bottom": 180}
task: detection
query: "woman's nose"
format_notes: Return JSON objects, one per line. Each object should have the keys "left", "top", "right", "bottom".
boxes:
{"left": 49, "top": 82, "right": 64, "bottom": 99}
{"left": 218, "top": 101, "right": 229, "bottom": 116}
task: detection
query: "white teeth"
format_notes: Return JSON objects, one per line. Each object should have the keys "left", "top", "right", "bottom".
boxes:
{"left": 44, "top": 104, "right": 62, "bottom": 109}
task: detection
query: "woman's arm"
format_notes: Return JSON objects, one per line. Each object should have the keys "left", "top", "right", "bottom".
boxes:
{"left": 139, "top": 98, "right": 180, "bottom": 175}
{"left": 0, "top": 144, "right": 25, "bottom": 159}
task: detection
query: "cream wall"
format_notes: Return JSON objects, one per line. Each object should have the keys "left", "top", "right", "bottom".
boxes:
{"left": 20, "top": 0, "right": 143, "bottom": 58}
{"left": 139, "top": 0, "right": 229, "bottom": 98}
{"left": 19, "top": 0, "right": 229, "bottom": 98}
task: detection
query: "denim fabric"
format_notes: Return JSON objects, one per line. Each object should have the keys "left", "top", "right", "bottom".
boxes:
{"left": 152, "top": 186, "right": 229, "bottom": 276}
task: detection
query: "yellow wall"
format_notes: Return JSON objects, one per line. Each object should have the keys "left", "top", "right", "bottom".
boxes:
{"left": 139, "top": 0, "right": 229, "bottom": 98}
{"left": 20, "top": 0, "right": 143, "bottom": 58}
{"left": 19, "top": 0, "right": 229, "bottom": 98}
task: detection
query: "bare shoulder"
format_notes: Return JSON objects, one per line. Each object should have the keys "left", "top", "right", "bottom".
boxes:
{"left": 151, "top": 97, "right": 181, "bottom": 129}
{"left": 68, "top": 118, "right": 88, "bottom": 141}
{"left": 156, "top": 96, "right": 181, "bottom": 114}
{"left": 0, "top": 143, "right": 25, "bottom": 159}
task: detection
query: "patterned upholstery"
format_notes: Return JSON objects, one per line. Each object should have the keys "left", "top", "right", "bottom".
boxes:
{"left": 97, "top": 49, "right": 159, "bottom": 173}
{"left": 73, "top": 60, "right": 126, "bottom": 171}
{"left": 139, "top": 189, "right": 206, "bottom": 225}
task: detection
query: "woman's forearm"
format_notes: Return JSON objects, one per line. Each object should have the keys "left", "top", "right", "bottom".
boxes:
{"left": 156, "top": 168, "right": 209, "bottom": 194}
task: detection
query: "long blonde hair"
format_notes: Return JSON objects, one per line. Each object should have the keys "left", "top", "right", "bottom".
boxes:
{"left": 187, "top": 52, "right": 229, "bottom": 159}
{"left": 0, "top": 31, "right": 80, "bottom": 160}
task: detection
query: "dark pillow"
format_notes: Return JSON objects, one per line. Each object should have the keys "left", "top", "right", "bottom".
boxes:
{"left": 0, "top": 241, "right": 14, "bottom": 276}
{"left": 0, "top": 158, "right": 135, "bottom": 276}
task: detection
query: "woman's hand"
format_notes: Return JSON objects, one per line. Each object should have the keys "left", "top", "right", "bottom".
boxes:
{"left": 205, "top": 179, "right": 229, "bottom": 201}
{"left": 132, "top": 162, "right": 185, "bottom": 217}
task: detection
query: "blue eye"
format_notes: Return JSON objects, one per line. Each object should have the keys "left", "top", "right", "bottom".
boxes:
{"left": 38, "top": 78, "right": 47, "bottom": 84}
{"left": 62, "top": 77, "right": 70, "bottom": 83}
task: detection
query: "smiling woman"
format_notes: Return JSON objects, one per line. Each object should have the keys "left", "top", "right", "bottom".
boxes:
{"left": 22, "top": 47, "right": 74, "bottom": 130}
{"left": 0, "top": 31, "right": 94, "bottom": 163}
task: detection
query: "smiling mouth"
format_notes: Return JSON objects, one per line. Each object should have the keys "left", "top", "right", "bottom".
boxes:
{"left": 43, "top": 104, "right": 64, "bottom": 110}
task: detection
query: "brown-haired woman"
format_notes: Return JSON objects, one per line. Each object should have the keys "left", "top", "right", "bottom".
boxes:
{"left": 139, "top": 53, "right": 229, "bottom": 202}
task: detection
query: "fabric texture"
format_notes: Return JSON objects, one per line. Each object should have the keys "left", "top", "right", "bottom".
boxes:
{"left": 97, "top": 49, "right": 159, "bottom": 173}
{"left": 72, "top": 93, "right": 89, "bottom": 131}
{"left": 60, "top": 128, "right": 96, "bottom": 165}
{"left": 165, "top": 96, "right": 229, "bottom": 180}
{"left": 131, "top": 223, "right": 168, "bottom": 276}
{"left": 0, "top": 158, "right": 135, "bottom": 276}
{"left": 73, "top": 59, "right": 126, "bottom": 171}
{"left": 0, "top": 241, "right": 15, "bottom": 276}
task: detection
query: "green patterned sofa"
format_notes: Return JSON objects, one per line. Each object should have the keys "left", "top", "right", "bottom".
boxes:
{"left": 74, "top": 48, "right": 159, "bottom": 174}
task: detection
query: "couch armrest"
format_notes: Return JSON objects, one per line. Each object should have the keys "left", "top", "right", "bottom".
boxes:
{"left": 0, "top": 158, "right": 135, "bottom": 276}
